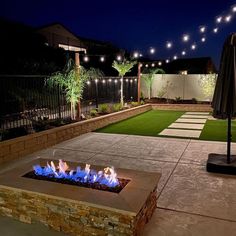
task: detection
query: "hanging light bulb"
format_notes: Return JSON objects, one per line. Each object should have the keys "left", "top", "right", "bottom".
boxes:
{"left": 84, "top": 56, "right": 89, "bottom": 62}
{"left": 150, "top": 48, "right": 155, "bottom": 54}
{"left": 133, "top": 52, "right": 139, "bottom": 58}
{"left": 225, "top": 15, "right": 232, "bottom": 22}
{"left": 216, "top": 16, "right": 222, "bottom": 23}
{"left": 191, "top": 44, "right": 196, "bottom": 50}
{"left": 166, "top": 41, "right": 172, "bottom": 48}
{"left": 199, "top": 26, "right": 206, "bottom": 33}
{"left": 182, "top": 34, "right": 190, "bottom": 42}
{"left": 213, "top": 27, "right": 218, "bottom": 33}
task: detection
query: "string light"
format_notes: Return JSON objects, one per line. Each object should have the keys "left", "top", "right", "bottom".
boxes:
{"left": 165, "top": 59, "right": 170, "bottom": 63}
{"left": 86, "top": 81, "right": 90, "bottom": 85}
{"left": 233, "top": 6, "right": 236, "bottom": 12}
{"left": 117, "top": 55, "right": 122, "bottom": 61}
{"left": 150, "top": 48, "right": 155, "bottom": 54}
{"left": 191, "top": 44, "right": 196, "bottom": 50}
{"left": 126, "top": 79, "right": 129, "bottom": 82}
{"left": 166, "top": 41, "right": 172, "bottom": 48}
{"left": 213, "top": 27, "right": 218, "bottom": 33}
{"left": 95, "top": 79, "right": 98, "bottom": 83}
{"left": 151, "top": 63, "right": 155, "bottom": 67}
{"left": 100, "top": 56, "right": 105, "bottom": 62}
{"left": 84, "top": 56, "right": 89, "bottom": 62}
{"left": 182, "top": 51, "right": 186, "bottom": 56}
{"left": 158, "top": 61, "right": 162, "bottom": 66}
{"left": 225, "top": 15, "right": 232, "bottom": 22}
{"left": 102, "top": 79, "right": 106, "bottom": 83}
{"left": 109, "top": 79, "right": 112, "bottom": 82}
{"left": 216, "top": 16, "right": 222, "bottom": 23}
{"left": 199, "top": 26, "right": 206, "bottom": 33}
{"left": 182, "top": 34, "right": 190, "bottom": 42}
{"left": 139, "top": 54, "right": 143, "bottom": 57}
{"left": 114, "top": 79, "right": 118, "bottom": 83}
{"left": 133, "top": 52, "right": 139, "bottom": 58}
{"left": 145, "top": 64, "right": 149, "bottom": 67}
{"left": 201, "top": 37, "right": 206, "bottom": 42}
{"left": 173, "top": 55, "right": 178, "bottom": 60}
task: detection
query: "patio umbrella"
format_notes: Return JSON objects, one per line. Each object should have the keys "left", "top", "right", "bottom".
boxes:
{"left": 207, "top": 33, "right": 236, "bottom": 174}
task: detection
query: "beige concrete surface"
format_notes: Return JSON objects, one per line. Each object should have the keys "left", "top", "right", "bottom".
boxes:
{"left": 1, "top": 133, "right": 236, "bottom": 236}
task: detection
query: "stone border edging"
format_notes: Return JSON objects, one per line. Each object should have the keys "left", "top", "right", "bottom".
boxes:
{"left": 0, "top": 104, "right": 152, "bottom": 164}
{"left": 152, "top": 104, "right": 212, "bottom": 112}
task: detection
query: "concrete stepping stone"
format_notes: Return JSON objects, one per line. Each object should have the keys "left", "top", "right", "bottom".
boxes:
{"left": 175, "top": 118, "right": 207, "bottom": 124}
{"left": 185, "top": 112, "right": 209, "bottom": 115}
{"left": 168, "top": 123, "right": 204, "bottom": 130}
{"left": 181, "top": 115, "right": 209, "bottom": 119}
{"left": 159, "top": 129, "right": 201, "bottom": 138}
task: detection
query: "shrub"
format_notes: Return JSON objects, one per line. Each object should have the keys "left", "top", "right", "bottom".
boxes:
{"left": 112, "top": 103, "right": 122, "bottom": 112}
{"left": 131, "top": 102, "right": 139, "bottom": 107}
{"left": 140, "top": 100, "right": 145, "bottom": 105}
{"left": 90, "top": 109, "right": 98, "bottom": 117}
{"left": 98, "top": 104, "right": 110, "bottom": 114}
{"left": 191, "top": 98, "right": 198, "bottom": 104}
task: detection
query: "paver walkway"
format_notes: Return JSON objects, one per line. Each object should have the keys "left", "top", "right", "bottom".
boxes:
{"left": 1, "top": 132, "right": 236, "bottom": 236}
{"left": 159, "top": 112, "right": 209, "bottom": 138}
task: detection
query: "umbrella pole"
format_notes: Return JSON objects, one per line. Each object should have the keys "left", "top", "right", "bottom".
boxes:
{"left": 227, "top": 114, "right": 232, "bottom": 164}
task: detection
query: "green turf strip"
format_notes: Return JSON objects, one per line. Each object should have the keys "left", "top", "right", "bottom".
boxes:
{"left": 200, "top": 119, "right": 236, "bottom": 142}
{"left": 96, "top": 110, "right": 184, "bottom": 136}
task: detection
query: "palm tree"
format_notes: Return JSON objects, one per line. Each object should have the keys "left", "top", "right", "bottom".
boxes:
{"left": 48, "top": 59, "right": 103, "bottom": 120}
{"left": 142, "top": 68, "right": 165, "bottom": 99}
{"left": 112, "top": 60, "right": 136, "bottom": 107}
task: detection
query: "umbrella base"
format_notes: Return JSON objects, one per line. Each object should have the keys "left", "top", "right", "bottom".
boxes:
{"left": 207, "top": 153, "right": 236, "bottom": 175}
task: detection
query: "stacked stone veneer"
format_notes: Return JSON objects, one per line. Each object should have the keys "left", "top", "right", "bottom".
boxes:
{"left": 0, "top": 186, "right": 157, "bottom": 236}
{"left": 0, "top": 105, "right": 152, "bottom": 164}
{"left": 152, "top": 104, "right": 212, "bottom": 112}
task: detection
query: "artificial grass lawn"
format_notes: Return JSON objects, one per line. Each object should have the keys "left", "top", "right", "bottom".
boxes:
{"left": 96, "top": 110, "right": 184, "bottom": 136}
{"left": 200, "top": 119, "right": 236, "bottom": 142}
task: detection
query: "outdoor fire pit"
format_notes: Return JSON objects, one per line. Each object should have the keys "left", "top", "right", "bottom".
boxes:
{"left": 0, "top": 158, "right": 160, "bottom": 236}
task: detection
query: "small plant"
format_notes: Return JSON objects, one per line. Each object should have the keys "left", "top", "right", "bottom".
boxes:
{"left": 191, "top": 98, "right": 198, "bottom": 104}
{"left": 175, "top": 96, "right": 182, "bottom": 103}
{"left": 98, "top": 104, "right": 110, "bottom": 114}
{"left": 112, "top": 103, "right": 122, "bottom": 112}
{"left": 157, "top": 80, "right": 173, "bottom": 99}
{"left": 90, "top": 109, "right": 98, "bottom": 117}
{"left": 131, "top": 102, "right": 139, "bottom": 107}
{"left": 140, "top": 100, "right": 145, "bottom": 105}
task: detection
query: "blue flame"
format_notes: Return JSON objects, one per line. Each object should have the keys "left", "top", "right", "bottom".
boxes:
{"left": 33, "top": 160, "right": 119, "bottom": 188}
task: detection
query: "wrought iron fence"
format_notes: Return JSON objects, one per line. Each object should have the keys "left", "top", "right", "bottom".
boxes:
{"left": 0, "top": 75, "right": 137, "bottom": 141}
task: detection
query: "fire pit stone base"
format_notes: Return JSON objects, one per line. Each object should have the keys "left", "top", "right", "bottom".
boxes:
{"left": 0, "top": 159, "right": 160, "bottom": 236}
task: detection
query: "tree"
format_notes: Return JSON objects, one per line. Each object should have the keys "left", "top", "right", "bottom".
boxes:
{"left": 112, "top": 60, "right": 136, "bottom": 107}
{"left": 142, "top": 68, "right": 165, "bottom": 99}
{"left": 48, "top": 59, "right": 102, "bottom": 120}
{"left": 199, "top": 73, "right": 217, "bottom": 101}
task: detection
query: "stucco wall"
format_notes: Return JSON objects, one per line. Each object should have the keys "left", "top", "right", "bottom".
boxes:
{"left": 141, "top": 74, "right": 216, "bottom": 101}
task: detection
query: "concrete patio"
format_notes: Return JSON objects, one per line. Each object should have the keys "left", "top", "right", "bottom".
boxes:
{"left": 1, "top": 132, "right": 236, "bottom": 235}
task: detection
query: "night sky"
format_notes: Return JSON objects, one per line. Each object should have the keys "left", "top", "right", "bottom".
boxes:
{"left": 1, "top": 0, "right": 236, "bottom": 68}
